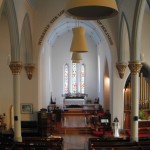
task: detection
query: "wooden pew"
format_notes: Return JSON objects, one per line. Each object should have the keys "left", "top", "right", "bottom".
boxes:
{"left": 0, "top": 136, "right": 63, "bottom": 149}
{"left": 21, "top": 121, "right": 39, "bottom": 137}
{"left": 88, "top": 137, "right": 147, "bottom": 150}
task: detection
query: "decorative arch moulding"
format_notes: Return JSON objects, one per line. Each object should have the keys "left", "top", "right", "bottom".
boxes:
{"left": 38, "top": 10, "right": 64, "bottom": 45}
{"left": 38, "top": 10, "right": 114, "bottom": 46}
{"left": 97, "top": 20, "right": 113, "bottom": 45}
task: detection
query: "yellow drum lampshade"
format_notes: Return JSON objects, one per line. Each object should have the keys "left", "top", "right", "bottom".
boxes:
{"left": 70, "top": 27, "right": 88, "bottom": 53}
{"left": 65, "top": 0, "right": 118, "bottom": 20}
{"left": 71, "top": 52, "right": 82, "bottom": 61}
{"left": 72, "top": 60, "right": 80, "bottom": 63}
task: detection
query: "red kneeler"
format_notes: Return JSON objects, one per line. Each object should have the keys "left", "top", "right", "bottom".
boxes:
{"left": 92, "top": 130, "right": 112, "bottom": 136}
{"left": 126, "top": 130, "right": 150, "bottom": 137}
{"left": 92, "top": 126, "right": 112, "bottom": 136}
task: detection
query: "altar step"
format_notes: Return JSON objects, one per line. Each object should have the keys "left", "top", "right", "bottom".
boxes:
{"left": 61, "top": 127, "right": 92, "bottom": 134}
{"left": 63, "top": 109, "right": 91, "bottom": 116}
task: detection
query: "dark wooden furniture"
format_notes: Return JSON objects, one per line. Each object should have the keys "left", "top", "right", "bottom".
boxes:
{"left": 91, "top": 111, "right": 112, "bottom": 137}
{"left": 21, "top": 121, "right": 38, "bottom": 137}
{"left": 88, "top": 137, "right": 150, "bottom": 150}
{"left": 0, "top": 129, "right": 14, "bottom": 148}
{"left": 38, "top": 109, "right": 62, "bottom": 136}
{"left": 0, "top": 136, "right": 63, "bottom": 149}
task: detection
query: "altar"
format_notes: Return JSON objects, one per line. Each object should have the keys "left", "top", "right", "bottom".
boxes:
{"left": 63, "top": 97, "right": 85, "bottom": 106}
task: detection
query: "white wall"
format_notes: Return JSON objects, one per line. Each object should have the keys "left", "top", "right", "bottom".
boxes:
{"left": 0, "top": 13, "right": 13, "bottom": 128}
{"left": 39, "top": 43, "right": 52, "bottom": 109}
{"left": 141, "top": 13, "right": 150, "bottom": 66}
{"left": 97, "top": 40, "right": 112, "bottom": 108}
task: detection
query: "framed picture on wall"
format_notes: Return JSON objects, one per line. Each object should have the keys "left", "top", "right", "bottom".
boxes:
{"left": 21, "top": 103, "right": 33, "bottom": 114}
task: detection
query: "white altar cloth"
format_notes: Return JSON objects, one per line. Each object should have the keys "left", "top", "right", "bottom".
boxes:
{"left": 64, "top": 98, "right": 85, "bottom": 105}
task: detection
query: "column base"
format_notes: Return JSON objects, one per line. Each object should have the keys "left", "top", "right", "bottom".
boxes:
{"left": 14, "top": 136, "right": 22, "bottom": 142}
{"left": 130, "top": 136, "right": 139, "bottom": 142}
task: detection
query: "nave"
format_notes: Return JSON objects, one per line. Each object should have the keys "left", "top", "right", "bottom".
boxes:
{"left": 1, "top": 108, "right": 150, "bottom": 150}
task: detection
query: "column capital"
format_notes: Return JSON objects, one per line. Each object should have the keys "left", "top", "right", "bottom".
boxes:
{"left": 24, "top": 63, "right": 35, "bottom": 80}
{"left": 128, "top": 61, "right": 142, "bottom": 75}
{"left": 9, "top": 61, "right": 23, "bottom": 75}
{"left": 116, "top": 62, "right": 127, "bottom": 79}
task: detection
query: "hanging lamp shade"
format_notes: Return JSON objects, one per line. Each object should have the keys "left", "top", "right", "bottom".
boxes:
{"left": 70, "top": 27, "right": 88, "bottom": 53}
{"left": 71, "top": 52, "right": 82, "bottom": 61}
{"left": 65, "top": 0, "right": 118, "bottom": 20}
{"left": 72, "top": 60, "right": 80, "bottom": 63}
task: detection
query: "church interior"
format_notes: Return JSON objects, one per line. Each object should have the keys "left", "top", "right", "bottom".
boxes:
{"left": 0, "top": 0, "right": 150, "bottom": 149}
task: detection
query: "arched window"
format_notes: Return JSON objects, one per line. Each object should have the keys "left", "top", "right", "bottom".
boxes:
{"left": 80, "top": 64, "right": 85, "bottom": 94}
{"left": 64, "top": 64, "right": 69, "bottom": 94}
{"left": 63, "top": 63, "right": 86, "bottom": 94}
{"left": 72, "top": 63, "right": 77, "bottom": 93}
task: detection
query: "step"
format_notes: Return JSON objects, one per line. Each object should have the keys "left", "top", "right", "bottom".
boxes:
{"left": 60, "top": 127, "right": 92, "bottom": 134}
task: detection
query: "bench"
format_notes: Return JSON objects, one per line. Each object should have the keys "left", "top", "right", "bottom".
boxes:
{"left": 89, "top": 137, "right": 150, "bottom": 150}
{"left": 21, "top": 121, "right": 39, "bottom": 137}
{"left": 126, "top": 129, "right": 150, "bottom": 137}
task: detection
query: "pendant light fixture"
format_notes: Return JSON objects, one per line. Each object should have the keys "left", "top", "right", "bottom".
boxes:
{"left": 70, "top": 27, "right": 88, "bottom": 53}
{"left": 72, "top": 60, "right": 80, "bottom": 63}
{"left": 71, "top": 52, "right": 82, "bottom": 63}
{"left": 65, "top": 0, "right": 118, "bottom": 20}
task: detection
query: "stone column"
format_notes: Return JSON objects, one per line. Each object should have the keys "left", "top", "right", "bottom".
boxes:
{"left": 128, "top": 61, "right": 142, "bottom": 142}
{"left": 9, "top": 61, "right": 22, "bottom": 142}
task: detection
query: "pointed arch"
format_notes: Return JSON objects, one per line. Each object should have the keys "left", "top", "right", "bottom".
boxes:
{"left": 5, "top": 0, "right": 20, "bottom": 61}
{"left": 131, "top": 0, "right": 146, "bottom": 61}
{"left": 21, "top": 13, "right": 33, "bottom": 63}
{"left": 118, "top": 12, "right": 131, "bottom": 63}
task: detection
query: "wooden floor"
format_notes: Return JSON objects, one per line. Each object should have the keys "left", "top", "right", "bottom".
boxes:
{"left": 57, "top": 110, "right": 95, "bottom": 149}
{"left": 60, "top": 133, "right": 129, "bottom": 150}
{"left": 55, "top": 110, "right": 128, "bottom": 149}
{"left": 61, "top": 133, "right": 95, "bottom": 150}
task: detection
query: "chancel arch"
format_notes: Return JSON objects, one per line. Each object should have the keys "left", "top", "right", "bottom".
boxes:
{"left": 38, "top": 16, "right": 113, "bottom": 112}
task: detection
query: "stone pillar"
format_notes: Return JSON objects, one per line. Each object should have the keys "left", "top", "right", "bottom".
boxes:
{"left": 128, "top": 61, "right": 142, "bottom": 142}
{"left": 9, "top": 61, "right": 22, "bottom": 142}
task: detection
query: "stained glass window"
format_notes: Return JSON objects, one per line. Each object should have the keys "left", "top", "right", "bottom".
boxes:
{"left": 64, "top": 64, "right": 69, "bottom": 94}
{"left": 72, "top": 63, "right": 77, "bottom": 93}
{"left": 63, "top": 63, "right": 85, "bottom": 94}
{"left": 80, "top": 64, "right": 85, "bottom": 93}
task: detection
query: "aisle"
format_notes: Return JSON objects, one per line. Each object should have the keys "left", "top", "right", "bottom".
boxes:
{"left": 62, "top": 134, "right": 95, "bottom": 150}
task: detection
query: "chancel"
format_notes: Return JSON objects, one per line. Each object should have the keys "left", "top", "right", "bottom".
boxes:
{"left": 0, "top": 0, "right": 150, "bottom": 150}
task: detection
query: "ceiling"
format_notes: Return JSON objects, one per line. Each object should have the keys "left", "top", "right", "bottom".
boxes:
{"left": 48, "top": 18, "right": 102, "bottom": 46}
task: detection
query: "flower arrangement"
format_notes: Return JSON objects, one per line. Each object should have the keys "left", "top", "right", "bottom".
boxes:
{"left": 139, "top": 109, "right": 148, "bottom": 120}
